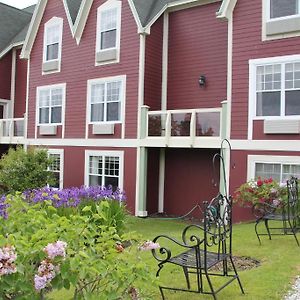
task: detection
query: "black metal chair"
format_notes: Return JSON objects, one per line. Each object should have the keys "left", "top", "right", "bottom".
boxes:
{"left": 151, "top": 193, "right": 244, "bottom": 300}
{"left": 254, "top": 176, "right": 300, "bottom": 246}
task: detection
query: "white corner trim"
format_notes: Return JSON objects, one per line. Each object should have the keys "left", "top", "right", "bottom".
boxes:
{"left": 10, "top": 49, "right": 17, "bottom": 119}
{"left": 127, "top": 0, "right": 143, "bottom": 33}
{"left": 0, "top": 42, "right": 24, "bottom": 60}
{"left": 161, "top": 12, "right": 169, "bottom": 111}
{"left": 62, "top": 0, "right": 75, "bottom": 36}
{"left": 216, "top": 0, "right": 237, "bottom": 19}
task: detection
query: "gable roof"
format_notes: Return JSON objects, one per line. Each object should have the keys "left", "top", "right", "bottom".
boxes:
{"left": 65, "top": 0, "right": 83, "bottom": 24}
{"left": 0, "top": 3, "right": 34, "bottom": 57}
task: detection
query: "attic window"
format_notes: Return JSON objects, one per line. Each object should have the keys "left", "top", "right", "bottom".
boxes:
{"left": 96, "top": 1, "right": 121, "bottom": 65}
{"left": 43, "top": 17, "right": 63, "bottom": 73}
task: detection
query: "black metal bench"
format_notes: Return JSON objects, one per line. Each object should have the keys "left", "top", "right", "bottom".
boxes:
{"left": 151, "top": 193, "right": 244, "bottom": 300}
{"left": 254, "top": 176, "right": 300, "bottom": 246}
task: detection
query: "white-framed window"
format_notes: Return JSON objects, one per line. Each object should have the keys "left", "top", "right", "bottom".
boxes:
{"left": 87, "top": 75, "right": 125, "bottom": 124}
{"left": 247, "top": 155, "right": 300, "bottom": 183}
{"left": 43, "top": 17, "right": 63, "bottom": 64}
{"left": 48, "top": 149, "right": 64, "bottom": 189}
{"left": 249, "top": 55, "right": 300, "bottom": 118}
{"left": 268, "top": 0, "right": 299, "bottom": 20}
{"left": 95, "top": 0, "right": 121, "bottom": 64}
{"left": 85, "top": 150, "right": 124, "bottom": 190}
{"left": 36, "top": 83, "right": 66, "bottom": 125}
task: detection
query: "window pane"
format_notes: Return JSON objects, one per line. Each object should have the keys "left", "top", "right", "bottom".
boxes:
{"left": 107, "top": 81, "right": 121, "bottom": 102}
{"left": 255, "top": 163, "right": 281, "bottom": 181}
{"left": 107, "top": 102, "right": 120, "bottom": 121}
{"left": 51, "top": 107, "right": 61, "bottom": 123}
{"left": 256, "top": 91, "right": 280, "bottom": 116}
{"left": 91, "top": 84, "right": 105, "bottom": 104}
{"left": 46, "top": 25, "right": 60, "bottom": 44}
{"left": 270, "top": 0, "right": 297, "bottom": 18}
{"left": 104, "top": 176, "right": 118, "bottom": 190}
{"left": 49, "top": 154, "right": 60, "bottom": 171}
{"left": 39, "top": 108, "right": 49, "bottom": 124}
{"left": 89, "top": 156, "right": 102, "bottom": 175}
{"left": 51, "top": 89, "right": 63, "bottom": 106}
{"left": 89, "top": 175, "right": 102, "bottom": 186}
{"left": 47, "top": 43, "right": 59, "bottom": 60}
{"left": 91, "top": 103, "right": 104, "bottom": 122}
{"left": 101, "top": 30, "right": 116, "bottom": 49}
{"left": 285, "top": 90, "right": 300, "bottom": 115}
{"left": 39, "top": 90, "right": 50, "bottom": 107}
{"left": 101, "top": 8, "right": 117, "bottom": 31}
{"left": 104, "top": 156, "right": 119, "bottom": 176}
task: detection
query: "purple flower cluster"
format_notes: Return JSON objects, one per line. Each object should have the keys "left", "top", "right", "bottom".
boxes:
{"left": 0, "top": 245, "right": 17, "bottom": 276}
{"left": 0, "top": 195, "right": 9, "bottom": 220}
{"left": 22, "top": 185, "right": 126, "bottom": 208}
{"left": 34, "top": 240, "right": 67, "bottom": 291}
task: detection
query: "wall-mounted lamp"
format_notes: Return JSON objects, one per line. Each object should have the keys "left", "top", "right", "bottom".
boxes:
{"left": 198, "top": 75, "right": 206, "bottom": 87}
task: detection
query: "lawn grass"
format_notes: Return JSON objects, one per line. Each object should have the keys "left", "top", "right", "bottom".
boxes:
{"left": 49, "top": 217, "right": 300, "bottom": 299}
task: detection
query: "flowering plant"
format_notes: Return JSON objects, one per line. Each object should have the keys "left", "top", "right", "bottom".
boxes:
{"left": 233, "top": 177, "right": 287, "bottom": 207}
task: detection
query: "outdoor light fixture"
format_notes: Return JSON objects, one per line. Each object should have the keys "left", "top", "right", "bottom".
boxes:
{"left": 198, "top": 75, "right": 206, "bottom": 87}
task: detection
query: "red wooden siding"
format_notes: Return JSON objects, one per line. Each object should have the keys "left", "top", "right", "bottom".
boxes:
{"left": 231, "top": 0, "right": 300, "bottom": 139}
{"left": 167, "top": 2, "right": 228, "bottom": 110}
{"left": 48, "top": 146, "right": 137, "bottom": 213}
{"left": 28, "top": 0, "right": 140, "bottom": 139}
{"left": 0, "top": 52, "right": 12, "bottom": 100}
{"left": 146, "top": 148, "right": 160, "bottom": 214}
{"left": 144, "top": 15, "right": 163, "bottom": 111}
{"left": 14, "top": 49, "right": 27, "bottom": 118}
{"left": 164, "top": 148, "right": 219, "bottom": 217}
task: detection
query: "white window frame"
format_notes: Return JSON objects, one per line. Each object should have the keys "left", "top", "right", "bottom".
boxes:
{"left": 48, "top": 149, "right": 64, "bottom": 189}
{"left": 84, "top": 150, "right": 124, "bottom": 189}
{"left": 43, "top": 17, "right": 63, "bottom": 69}
{"left": 87, "top": 75, "right": 126, "bottom": 125}
{"left": 36, "top": 83, "right": 66, "bottom": 126}
{"left": 248, "top": 55, "right": 300, "bottom": 137}
{"left": 95, "top": 0, "right": 122, "bottom": 65}
{"left": 266, "top": 0, "right": 300, "bottom": 21}
{"left": 247, "top": 154, "right": 300, "bottom": 183}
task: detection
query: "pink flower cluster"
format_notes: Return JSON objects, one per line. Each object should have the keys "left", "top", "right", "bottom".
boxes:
{"left": 138, "top": 240, "right": 160, "bottom": 251}
{"left": 34, "top": 260, "right": 59, "bottom": 290}
{"left": 44, "top": 240, "right": 67, "bottom": 259}
{"left": 0, "top": 245, "right": 17, "bottom": 276}
{"left": 34, "top": 241, "right": 67, "bottom": 291}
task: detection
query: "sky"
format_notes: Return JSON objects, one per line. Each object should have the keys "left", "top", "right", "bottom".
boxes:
{"left": 0, "top": 0, "right": 38, "bottom": 9}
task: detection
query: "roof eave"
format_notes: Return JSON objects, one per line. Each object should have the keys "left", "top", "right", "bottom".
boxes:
{"left": 0, "top": 41, "right": 24, "bottom": 60}
{"left": 20, "top": 0, "right": 47, "bottom": 59}
{"left": 216, "top": 0, "right": 237, "bottom": 19}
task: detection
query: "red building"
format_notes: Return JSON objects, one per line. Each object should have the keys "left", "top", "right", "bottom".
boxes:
{"left": 0, "top": 0, "right": 300, "bottom": 222}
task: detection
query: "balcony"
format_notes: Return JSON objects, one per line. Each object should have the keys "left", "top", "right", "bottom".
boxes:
{"left": 140, "top": 106, "right": 225, "bottom": 148}
{"left": 0, "top": 118, "right": 25, "bottom": 144}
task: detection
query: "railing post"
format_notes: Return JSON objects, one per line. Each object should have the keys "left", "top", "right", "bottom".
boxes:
{"left": 221, "top": 100, "right": 228, "bottom": 139}
{"left": 0, "top": 121, "right": 2, "bottom": 140}
{"left": 165, "top": 111, "right": 171, "bottom": 146}
{"left": 190, "top": 110, "right": 196, "bottom": 147}
{"left": 9, "top": 119, "right": 13, "bottom": 140}
{"left": 140, "top": 105, "right": 150, "bottom": 139}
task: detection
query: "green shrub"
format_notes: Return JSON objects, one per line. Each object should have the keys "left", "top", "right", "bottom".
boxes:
{"left": 0, "top": 147, "right": 55, "bottom": 193}
{"left": 0, "top": 194, "right": 156, "bottom": 299}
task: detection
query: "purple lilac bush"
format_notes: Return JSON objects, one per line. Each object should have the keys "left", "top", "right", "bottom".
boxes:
{"left": 0, "top": 186, "right": 126, "bottom": 219}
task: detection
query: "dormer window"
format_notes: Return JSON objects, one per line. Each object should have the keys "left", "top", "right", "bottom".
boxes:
{"left": 96, "top": 1, "right": 121, "bottom": 65}
{"left": 270, "top": 0, "right": 298, "bottom": 19}
{"left": 43, "top": 17, "right": 63, "bottom": 73}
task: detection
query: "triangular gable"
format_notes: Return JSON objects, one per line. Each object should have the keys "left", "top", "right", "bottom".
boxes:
{"left": 21, "top": 0, "right": 93, "bottom": 59}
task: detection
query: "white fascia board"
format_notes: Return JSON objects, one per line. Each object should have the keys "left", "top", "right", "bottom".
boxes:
{"left": 20, "top": 0, "right": 48, "bottom": 59}
{"left": 0, "top": 42, "right": 24, "bottom": 60}
{"left": 127, "top": 0, "right": 143, "bottom": 33}
{"left": 73, "top": 0, "right": 94, "bottom": 44}
{"left": 62, "top": 0, "right": 76, "bottom": 37}
{"left": 216, "top": 0, "right": 237, "bottom": 20}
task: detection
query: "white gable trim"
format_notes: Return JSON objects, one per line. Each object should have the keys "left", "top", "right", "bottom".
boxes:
{"left": 62, "top": 0, "right": 76, "bottom": 36}
{"left": 216, "top": 0, "right": 237, "bottom": 19}
{"left": 21, "top": 0, "right": 48, "bottom": 59}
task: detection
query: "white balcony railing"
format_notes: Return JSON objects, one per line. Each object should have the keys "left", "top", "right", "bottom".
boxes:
{"left": 143, "top": 107, "right": 223, "bottom": 147}
{"left": 0, "top": 118, "right": 25, "bottom": 141}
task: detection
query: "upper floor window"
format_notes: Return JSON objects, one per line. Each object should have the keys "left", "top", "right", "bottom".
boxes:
{"left": 43, "top": 17, "right": 63, "bottom": 73}
{"left": 37, "top": 84, "right": 66, "bottom": 125}
{"left": 87, "top": 76, "right": 125, "bottom": 123}
{"left": 96, "top": 1, "right": 121, "bottom": 65}
{"left": 251, "top": 56, "right": 300, "bottom": 118}
{"left": 270, "top": 0, "right": 299, "bottom": 19}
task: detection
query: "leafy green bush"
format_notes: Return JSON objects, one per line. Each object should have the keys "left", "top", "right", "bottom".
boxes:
{"left": 0, "top": 194, "right": 156, "bottom": 299}
{"left": 0, "top": 147, "right": 55, "bottom": 193}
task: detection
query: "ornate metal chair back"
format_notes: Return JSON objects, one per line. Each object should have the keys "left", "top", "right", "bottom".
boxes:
{"left": 287, "top": 177, "right": 299, "bottom": 220}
